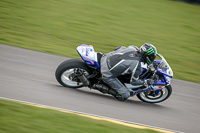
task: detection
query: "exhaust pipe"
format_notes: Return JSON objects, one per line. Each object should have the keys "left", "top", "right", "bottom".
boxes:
{"left": 77, "top": 72, "right": 90, "bottom": 86}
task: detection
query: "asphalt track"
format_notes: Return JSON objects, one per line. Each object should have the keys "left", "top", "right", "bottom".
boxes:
{"left": 0, "top": 44, "right": 200, "bottom": 133}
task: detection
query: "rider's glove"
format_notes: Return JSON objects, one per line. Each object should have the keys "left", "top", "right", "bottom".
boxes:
{"left": 144, "top": 79, "right": 154, "bottom": 85}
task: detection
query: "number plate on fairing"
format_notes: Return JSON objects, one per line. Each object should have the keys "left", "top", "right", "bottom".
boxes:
{"left": 77, "top": 44, "right": 100, "bottom": 69}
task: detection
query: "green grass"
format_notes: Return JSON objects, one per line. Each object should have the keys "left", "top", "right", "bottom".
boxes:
{"left": 0, "top": 0, "right": 200, "bottom": 83}
{"left": 0, "top": 99, "right": 160, "bottom": 133}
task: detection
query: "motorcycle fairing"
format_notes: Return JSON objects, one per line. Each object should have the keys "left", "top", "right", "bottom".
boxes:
{"left": 77, "top": 44, "right": 100, "bottom": 69}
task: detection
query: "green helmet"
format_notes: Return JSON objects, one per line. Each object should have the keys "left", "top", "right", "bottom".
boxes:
{"left": 140, "top": 43, "right": 157, "bottom": 65}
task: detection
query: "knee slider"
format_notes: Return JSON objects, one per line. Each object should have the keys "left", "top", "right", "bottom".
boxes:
{"left": 121, "top": 91, "right": 130, "bottom": 99}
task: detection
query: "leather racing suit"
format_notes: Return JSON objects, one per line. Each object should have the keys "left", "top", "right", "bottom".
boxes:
{"left": 100, "top": 46, "right": 145, "bottom": 100}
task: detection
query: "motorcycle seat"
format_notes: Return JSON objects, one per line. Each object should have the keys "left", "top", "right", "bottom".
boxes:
{"left": 97, "top": 52, "right": 103, "bottom": 64}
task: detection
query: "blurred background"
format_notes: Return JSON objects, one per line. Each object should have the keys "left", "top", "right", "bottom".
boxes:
{"left": 0, "top": 0, "right": 200, "bottom": 83}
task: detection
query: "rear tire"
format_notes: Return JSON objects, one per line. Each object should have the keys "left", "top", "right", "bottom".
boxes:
{"left": 55, "top": 59, "right": 92, "bottom": 88}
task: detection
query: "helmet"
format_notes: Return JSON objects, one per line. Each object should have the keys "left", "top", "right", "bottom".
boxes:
{"left": 140, "top": 43, "right": 157, "bottom": 65}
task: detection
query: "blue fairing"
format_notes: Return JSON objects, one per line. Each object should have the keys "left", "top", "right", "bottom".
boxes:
{"left": 155, "top": 60, "right": 161, "bottom": 64}
{"left": 154, "top": 79, "right": 166, "bottom": 85}
{"left": 139, "top": 68, "right": 148, "bottom": 76}
{"left": 80, "top": 55, "right": 100, "bottom": 69}
{"left": 77, "top": 44, "right": 101, "bottom": 69}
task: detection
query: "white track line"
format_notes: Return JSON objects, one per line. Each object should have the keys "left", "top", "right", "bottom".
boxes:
{"left": 0, "top": 96, "right": 182, "bottom": 133}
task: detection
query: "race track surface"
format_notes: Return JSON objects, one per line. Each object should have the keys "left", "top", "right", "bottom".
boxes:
{"left": 0, "top": 44, "right": 200, "bottom": 133}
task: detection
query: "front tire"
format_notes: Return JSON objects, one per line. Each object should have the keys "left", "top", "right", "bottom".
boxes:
{"left": 55, "top": 59, "right": 92, "bottom": 88}
{"left": 136, "top": 85, "right": 172, "bottom": 103}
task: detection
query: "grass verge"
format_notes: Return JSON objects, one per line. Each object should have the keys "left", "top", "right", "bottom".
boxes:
{"left": 0, "top": 0, "right": 200, "bottom": 83}
{"left": 0, "top": 99, "right": 161, "bottom": 133}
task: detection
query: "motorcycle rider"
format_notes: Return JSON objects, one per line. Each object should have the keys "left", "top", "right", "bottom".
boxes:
{"left": 94, "top": 43, "right": 157, "bottom": 101}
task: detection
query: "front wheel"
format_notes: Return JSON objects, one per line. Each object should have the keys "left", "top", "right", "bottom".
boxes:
{"left": 55, "top": 59, "right": 92, "bottom": 88}
{"left": 136, "top": 85, "right": 172, "bottom": 103}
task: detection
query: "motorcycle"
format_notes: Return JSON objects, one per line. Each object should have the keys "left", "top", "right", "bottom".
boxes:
{"left": 55, "top": 44, "right": 173, "bottom": 103}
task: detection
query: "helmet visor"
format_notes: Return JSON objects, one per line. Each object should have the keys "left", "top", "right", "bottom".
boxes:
{"left": 146, "top": 54, "right": 156, "bottom": 65}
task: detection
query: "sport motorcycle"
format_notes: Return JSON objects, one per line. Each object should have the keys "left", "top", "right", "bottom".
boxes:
{"left": 55, "top": 44, "right": 173, "bottom": 103}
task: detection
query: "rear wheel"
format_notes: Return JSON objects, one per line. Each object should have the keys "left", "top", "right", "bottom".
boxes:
{"left": 136, "top": 85, "right": 172, "bottom": 103}
{"left": 55, "top": 59, "right": 92, "bottom": 88}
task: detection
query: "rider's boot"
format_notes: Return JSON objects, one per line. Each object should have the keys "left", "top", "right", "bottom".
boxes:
{"left": 93, "top": 84, "right": 109, "bottom": 93}
{"left": 93, "top": 84, "right": 127, "bottom": 101}
{"left": 108, "top": 89, "right": 126, "bottom": 101}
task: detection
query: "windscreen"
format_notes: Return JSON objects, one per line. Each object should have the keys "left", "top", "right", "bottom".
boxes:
{"left": 157, "top": 54, "right": 170, "bottom": 69}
